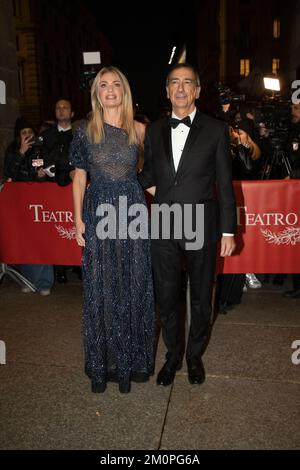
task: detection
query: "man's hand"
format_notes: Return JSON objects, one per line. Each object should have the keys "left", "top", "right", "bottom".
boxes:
{"left": 220, "top": 235, "right": 236, "bottom": 257}
{"left": 36, "top": 168, "right": 47, "bottom": 178}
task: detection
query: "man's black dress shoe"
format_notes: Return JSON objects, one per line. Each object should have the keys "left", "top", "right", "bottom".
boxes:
{"left": 187, "top": 361, "right": 205, "bottom": 385}
{"left": 156, "top": 361, "right": 181, "bottom": 386}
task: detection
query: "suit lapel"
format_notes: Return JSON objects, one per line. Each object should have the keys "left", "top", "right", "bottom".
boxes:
{"left": 162, "top": 119, "right": 176, "bottom": 177}
{"left": 176, "top": 111, "right": 204, "bottom": 175}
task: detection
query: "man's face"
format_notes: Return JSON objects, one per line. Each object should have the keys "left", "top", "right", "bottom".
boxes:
{"left": 166, "top": 67, "right": 200, "bottom": 115}
{"left": 55, "top": 100, "right": 73, "bottom": 124}
{"left": 291, "top": 104, "right": 300, "bottom": 124}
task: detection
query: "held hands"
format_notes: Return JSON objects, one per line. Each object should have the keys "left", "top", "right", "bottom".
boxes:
{"left": 76, "top": 220, "right": 86, "bottom": 247}
{"left": 220, "top": 235, "right": 236, "bottom": 257}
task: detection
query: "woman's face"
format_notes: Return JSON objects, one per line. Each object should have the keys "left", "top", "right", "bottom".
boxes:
{"left": 20, "top": 128, "right": 34, "bottom": 140}
{"left": 98, "top": 72, "right": 124, "bottom": 109}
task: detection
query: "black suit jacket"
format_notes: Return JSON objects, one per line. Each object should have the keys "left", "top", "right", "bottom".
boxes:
{"left": 41, "top": 126, "right": 74, "bottom": 186}
{"left": 139, "top": 111, "right": 236, "bottom": 246}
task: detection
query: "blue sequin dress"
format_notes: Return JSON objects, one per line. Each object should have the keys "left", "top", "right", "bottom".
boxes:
{"left": 70, "top": 123, "right": 154, "bottom": 389}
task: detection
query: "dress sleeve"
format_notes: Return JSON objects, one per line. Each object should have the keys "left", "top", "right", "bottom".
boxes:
{"left": 69, "top": 124, "right": 89, "bottom": 171}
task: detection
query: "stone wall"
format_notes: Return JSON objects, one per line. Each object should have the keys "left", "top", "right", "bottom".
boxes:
{"left": 0, "top": 0, "right": 19, "bottom": 178}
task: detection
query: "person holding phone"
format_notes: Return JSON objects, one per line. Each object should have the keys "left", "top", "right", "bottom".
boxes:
{"left": 4, "top": 117, "right": 47, "bottom": 181}
{"left": 3, "top": 116, "right": 54, "bottom": 295}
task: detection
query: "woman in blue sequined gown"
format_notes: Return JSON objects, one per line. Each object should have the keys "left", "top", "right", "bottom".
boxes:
{"left": 70, "top": 66, "right": 154, "bottom": 394}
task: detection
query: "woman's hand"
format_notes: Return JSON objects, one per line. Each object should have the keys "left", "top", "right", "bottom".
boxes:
{"left": 236, "top": 129, "right": 250, "bottom": 147}
{"left": 75, "top": 219, "right": 86, "bottom": 247}
{"left": 229, "top": 127, "right": 239, "bottom": 144}
{"left": 19, "top": 134, "right": 33, "bottom": 155}
{"left": 237, "top": 129, "right": 261, "bottom": 160}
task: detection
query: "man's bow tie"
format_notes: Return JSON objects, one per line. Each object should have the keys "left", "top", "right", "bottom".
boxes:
{"left": 170, "top": 116, "right": 191, "bottom": 129}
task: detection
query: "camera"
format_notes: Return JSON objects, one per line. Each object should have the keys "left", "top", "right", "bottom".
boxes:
{"left": 218, "top": 83, "right": 245, "bottom": 105}
{"left": 254, "top": 100, "right": 290, "bottom": 147}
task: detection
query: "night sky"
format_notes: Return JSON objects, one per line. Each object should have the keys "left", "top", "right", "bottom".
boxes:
{"left": 85, "top": 1, "right": 184, "bottom": 117}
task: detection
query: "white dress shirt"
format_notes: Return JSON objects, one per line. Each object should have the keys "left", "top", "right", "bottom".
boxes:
{"left": 171, "top": 108, "right": 196, "bottom": 172}
{"left": 57, "top": 125, "right": 72, "bottom": 132}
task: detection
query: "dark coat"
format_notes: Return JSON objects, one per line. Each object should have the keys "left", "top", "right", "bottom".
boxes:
{"left": 4, "top": 143, "right": 37, "bottom": 181}
{"left": 41, "top": 126, "right": 74, "bottom": 186}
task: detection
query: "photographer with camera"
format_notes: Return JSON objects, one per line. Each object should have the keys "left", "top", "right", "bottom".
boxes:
{"left": 253, "top": 99, "right": 292, "bottom": 179}
{"left": 216, "top": 115, "right": 262, "bottom": 313}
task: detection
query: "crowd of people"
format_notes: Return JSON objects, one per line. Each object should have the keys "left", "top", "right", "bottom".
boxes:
{"left": 2, "top": 62, "right": 299, "bottom": 393}
{"left": 212, "top": 90, "right": 300, "bottom": 310}
{"left": 3, "top": 98, "right": 77, "bottom": 294}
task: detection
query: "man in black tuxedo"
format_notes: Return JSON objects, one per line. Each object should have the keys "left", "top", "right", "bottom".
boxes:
{"left": 139, "top": 63, "right": 236, "bottom": 386}
{"left": 41, "top": 99, "right": 75, "bottom": 284}
{"left": 41, "top": 99, "right": 75, "bottom": 187}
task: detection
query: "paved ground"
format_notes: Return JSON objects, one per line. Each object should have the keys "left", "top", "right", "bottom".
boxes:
{"left": 0, "top": 272, "right": 299, "bottom": 450}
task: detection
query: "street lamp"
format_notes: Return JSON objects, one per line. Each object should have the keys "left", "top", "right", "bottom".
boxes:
{"left": 263, "top": 77, "right": 280, "bottom": 91}
{"left": 80, "top": 52, "right": 101, "bottom": 91}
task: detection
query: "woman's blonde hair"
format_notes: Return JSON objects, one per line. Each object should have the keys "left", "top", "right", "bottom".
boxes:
{"left": 87, "top": 66, "right": 138, "bottom": 145}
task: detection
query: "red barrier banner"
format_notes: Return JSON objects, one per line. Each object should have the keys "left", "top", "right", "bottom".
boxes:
{"left": 219, "top": 179, "right": 300, "bottom": 273}
{"left": 0, "top": 181, "right": 300, "bottom": 272}
{"left": 0, "top": 182, "right": 81, "bottom": 265}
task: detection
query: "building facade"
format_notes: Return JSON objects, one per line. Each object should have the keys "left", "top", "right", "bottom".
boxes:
{"left": 0, "top": 0, "right": 19, "bottom": 174}
{"left": 13, "top": 0, "right": 112, "bottom": 127}
{"left": 186, "top": 0, "right": 300, "bottom": 102}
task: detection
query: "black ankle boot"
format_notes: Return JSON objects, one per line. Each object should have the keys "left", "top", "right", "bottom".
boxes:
{"left": 119, "top": 380, "right": 131, "bottom": 394}
{"left": 91, "top": 380, "right": 106, "bottom": 393}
